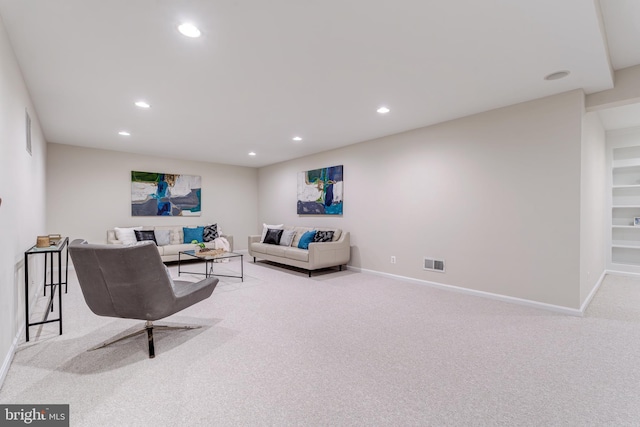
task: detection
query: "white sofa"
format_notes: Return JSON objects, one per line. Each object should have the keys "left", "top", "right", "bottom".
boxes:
{"left": 107, "top": 225, "right": 233, "bottom": 262}
{"left": 248, "top": 226, "right": 350, "bottom": 276}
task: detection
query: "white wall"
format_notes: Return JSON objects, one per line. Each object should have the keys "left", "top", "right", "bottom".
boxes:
{"left": 46, "top": 143, "right": 258, "bottom": 249}
{"left": 0, "top": 16, "right": 47, "bottom": 387}
{"left": 258, "top": 91, "right": 585, "bottom": 309}
{"left": 579, "top": 111, "right": 606, "bottom": 305}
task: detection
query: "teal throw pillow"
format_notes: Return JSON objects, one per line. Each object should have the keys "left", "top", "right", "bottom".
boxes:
{"left": 297, "top": 230, "right": 317, "bottom": 250}
{"left": 183, "top": 226, "right": 204, "bottom": 243}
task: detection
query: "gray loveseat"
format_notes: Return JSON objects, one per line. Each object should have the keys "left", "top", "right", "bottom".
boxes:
{"left": 248, "top": 226, "right": 350, "bottom": 276}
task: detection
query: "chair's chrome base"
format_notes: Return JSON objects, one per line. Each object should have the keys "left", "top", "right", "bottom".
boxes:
{"left": 88, "top": 321, "right": 201, "bottom": 358}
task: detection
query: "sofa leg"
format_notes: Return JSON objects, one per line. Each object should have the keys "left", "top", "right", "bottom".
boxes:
{"left": 308, "top": 270, "right": 311, "bottom": 277}
{"left": 253, "top": 257, "right": 256, "bottom": 263}
{"left": 339, "top": 265, "right": 342, "bottom": 271}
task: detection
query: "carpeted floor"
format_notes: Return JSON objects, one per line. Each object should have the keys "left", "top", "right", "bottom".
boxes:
{"left": 1, "top": 259, "right": 640, "bottom": 426}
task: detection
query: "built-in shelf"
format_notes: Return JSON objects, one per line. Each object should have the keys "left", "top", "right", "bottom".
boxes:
{"left": 613, "top": 184, "right": 640, "bottom": 189}
{"left": 612, "top": 242, "right": 640, "bottom": 249}
{"left": 613, "top": 159, "right": 640, "bottom": 169}
{"left": 611, "top": 260, "right": 640, "bottom": 267}
{"left": 611, "top": 144, "right": 640, "bottom": 268}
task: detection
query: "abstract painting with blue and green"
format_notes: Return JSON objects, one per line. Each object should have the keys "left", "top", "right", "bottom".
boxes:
{"left": 297, "top": 165, "right": 343, "bottom": 215}
{"left": 131, "top": 171, "right": 201, "bottom": 216}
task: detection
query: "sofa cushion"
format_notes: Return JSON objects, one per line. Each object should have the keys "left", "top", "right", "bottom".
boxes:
{"left": 162, "top": 243, "right": 201, "bottom": 256}
{"left": 135, "top": 230, "right": 157, "bottom": 245}
{"left": 317, "top": 227, "right": 342, "bottom": 241}
{"left": 153, "top": 226, "right": 183, "bottom": 245}
{"left": 203, "top": 224, "right": 218, "bottom": 242}
{"left": 297, "top": 230, "right": 316, "bottom": 249}
{"left": 291, "top": 227, "right": 314, "bottom": 248}
{"left": 266, "top": 245, "right": 287, "bottom": 257}
{"left": 285, "top": 247, "right": 310, "bottom": 262}
{"left": 264, "top": 228, "right": 283, "bottom": 245}
{"left": 260, "top": 223, "right": 284, "bottom": 242}
{"left": 114, "top": 226, "right": 142, "bottom": 245}
{"left": 279, "top": 229, "right": 296, "bottom": 247}
{"left": 313, "top": 230, "right": 334, "bottom": 243}
{"left": 154, "top": 229, "right": 171, "bottom": 246}
{"left": 183, "top": 226, "right": 204, "bottom": 243}
{"left": 250, "top": 242, "right": 269, "bottom": 254}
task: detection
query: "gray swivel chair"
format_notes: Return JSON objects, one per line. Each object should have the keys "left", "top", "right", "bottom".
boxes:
{"left": 69, "top": 239, "right": 218, "bottom": 358}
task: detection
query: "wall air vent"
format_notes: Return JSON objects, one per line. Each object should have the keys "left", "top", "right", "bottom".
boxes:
{"left": 424, "top": 257, "right": 445, "bottom": 273}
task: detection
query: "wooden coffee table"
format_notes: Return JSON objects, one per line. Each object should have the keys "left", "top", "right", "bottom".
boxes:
{"left": 178, "top": 250, "right": 244, "bottom": 281}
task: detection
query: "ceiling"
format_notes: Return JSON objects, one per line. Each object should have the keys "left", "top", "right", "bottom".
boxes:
{"left": 0, "top": 0, "right": 639, "bottom": 168}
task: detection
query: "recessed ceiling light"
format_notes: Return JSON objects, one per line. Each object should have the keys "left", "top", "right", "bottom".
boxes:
{"left": 292, "top": 136, "right": 302, "bottom": 141}
{"left": 544, "top": 70, "right": 570, "bottom": 81}
{"left": 377, "top": 107, "right": 390, "bottom": 114}
{"left": 118, "top": 131, "right": 131, "bottom": 136}
{"left": 134, "top": 101, "right": 150, "bottom": 109}
{"left": 248, "top": 152, "right": 256, "bottom": 156}
{"left": 178, "top": 23, "right": 201, "bottom": 38}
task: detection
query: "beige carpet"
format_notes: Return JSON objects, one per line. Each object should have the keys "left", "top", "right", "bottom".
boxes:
{"left": 2, "top": 259, "right": 640, "bottom": 426}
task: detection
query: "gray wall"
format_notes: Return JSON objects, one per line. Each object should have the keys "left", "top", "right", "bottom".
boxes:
{"left": 0, "top": 15, "right": 47, "bottom": 385}
{"left": 258, "top": 90, "right": 591, "bottom": 309}
{"left": 580, "top": 111, "right": 607, "bottom": 305}
{"left": 46, "top": 143, "right": 258, "bottom": 249}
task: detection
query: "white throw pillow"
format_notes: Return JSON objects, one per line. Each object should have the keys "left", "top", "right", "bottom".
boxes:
{"left": 279, "top": 229, "right": 296, "bottom": 247}
{"left": 154, "top": 229, "right": 171, "bottom": 246}
{"left": 114, "top": 226, "right": 142, "bottom": 245}
{"left": 260, "top": 223, "right": 283, "bottom": 242}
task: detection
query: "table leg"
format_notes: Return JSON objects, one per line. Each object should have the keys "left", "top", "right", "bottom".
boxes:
{"left": 58, "top": 250, "right": 63, "bottom": 335}
{"left": 65, "top": 246, "right": 69, "bottom": 293}
{"left": 25, "top": 253, "right": 30, "bottom": 342}
{"left": 43, "top": 253, "right": 47, "bottom": 296}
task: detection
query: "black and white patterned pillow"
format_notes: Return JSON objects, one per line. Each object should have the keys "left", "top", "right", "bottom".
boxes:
{"left": 313, "top": 230, "right": 334, "bottom": 243}
{"left": 203, "top": 224, "right": 219, "bottom": 242}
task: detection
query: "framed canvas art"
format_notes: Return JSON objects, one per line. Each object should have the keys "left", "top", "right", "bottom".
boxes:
{"left": 297, "top": 165, "right": 343, "bottom": 215}
{"left": 131, "top": 171, "right": 201, "bottom": 216}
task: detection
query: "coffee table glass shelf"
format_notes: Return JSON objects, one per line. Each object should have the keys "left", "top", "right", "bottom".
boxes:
{"left": 178, "top": 250, "right": 244, "bottom": 282}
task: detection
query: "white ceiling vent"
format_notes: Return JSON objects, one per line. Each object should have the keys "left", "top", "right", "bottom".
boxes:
{"left": 424, "top": 257, "right": 445, "bottom": 273}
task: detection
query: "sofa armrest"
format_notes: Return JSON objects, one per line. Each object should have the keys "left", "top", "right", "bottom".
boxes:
{"left": 308, "top": 232, "right": 350, "bottom": 269}
{"left": 247, "top": 235, "right": 261, "bottom": 257}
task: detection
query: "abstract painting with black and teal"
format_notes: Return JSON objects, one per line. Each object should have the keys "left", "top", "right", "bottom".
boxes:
{"left": 297, "top": 165, "right": 343, "bottom": 215}
{"left": 131, "top": 171, "right": 201, "bottom": 216}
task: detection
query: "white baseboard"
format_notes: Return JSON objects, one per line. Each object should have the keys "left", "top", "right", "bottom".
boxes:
{"left": 0, "top": 278, "right": 51, "bottom": 391}
{"left": 0, "top": 324, "right": 23, "bottom": 392}
{"left": 346, "top": 265, "right": 590, "bottom": 316}
{"left": 579, "top": 270, "right": 607, "bottom": 313}
{"left": 604, "top": 269, "right": 640, "bottom": 279}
